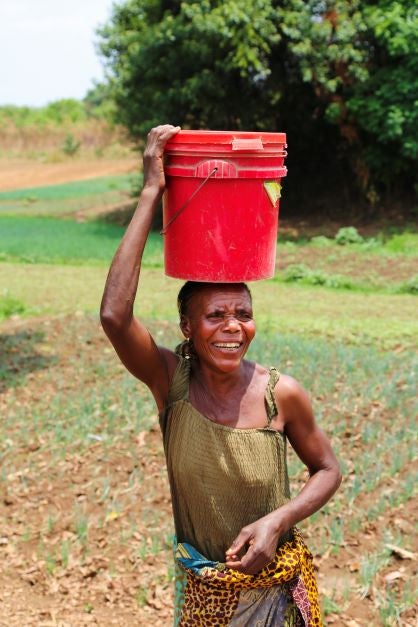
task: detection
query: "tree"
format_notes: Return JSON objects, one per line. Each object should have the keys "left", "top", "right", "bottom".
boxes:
{"left": 98, "top": 0, "right": 418, "bottom": 211}
{"left": 346, "top": 1, "right": 418, "bottom": 198}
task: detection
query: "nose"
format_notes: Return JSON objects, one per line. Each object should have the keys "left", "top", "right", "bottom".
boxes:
{"left": 222, "top": 315, "right": 240, "bottom": 332}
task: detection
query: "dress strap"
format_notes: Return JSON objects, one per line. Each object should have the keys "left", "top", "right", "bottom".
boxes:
{"left": 265, "top": 367, "right": 280, "bottom": 425}
{"left": 167, "top": 356, "right": 191, "bottom": 405}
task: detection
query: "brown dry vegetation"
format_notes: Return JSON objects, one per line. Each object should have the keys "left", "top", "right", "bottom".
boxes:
{"left": 0, "top": 120, "right": 127, "bottom": 156}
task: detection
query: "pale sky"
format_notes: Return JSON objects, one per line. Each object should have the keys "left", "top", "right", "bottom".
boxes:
{"left": 0, "top": 0, "right": 119, "bottom": 107}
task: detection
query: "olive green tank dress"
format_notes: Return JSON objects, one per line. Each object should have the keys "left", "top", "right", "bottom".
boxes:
{"left": 159, "top": 356, "right": 292, "bottom": 562}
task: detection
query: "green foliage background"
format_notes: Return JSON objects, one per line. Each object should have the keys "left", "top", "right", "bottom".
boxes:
{"left": 97, "top": 0, "right": 418, "bottom": 214}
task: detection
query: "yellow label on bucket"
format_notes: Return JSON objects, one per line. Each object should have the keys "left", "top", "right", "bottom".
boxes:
{"left": 264, "top": 181, "right": 281, "bottom": 206}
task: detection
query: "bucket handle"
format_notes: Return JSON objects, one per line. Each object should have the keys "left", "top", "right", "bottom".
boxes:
{"left": 160, "top": 167, "right": 218, "bottom": 235}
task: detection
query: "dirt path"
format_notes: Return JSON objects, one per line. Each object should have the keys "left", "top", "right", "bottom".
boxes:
{"left": 0, "top": 158, "right": 138, "bottom": 192}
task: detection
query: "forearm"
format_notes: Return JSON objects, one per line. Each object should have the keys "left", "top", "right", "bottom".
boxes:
{"left": 274, "top": 464, "right": 341, "bottom": 532}
{"left": 100, "top": 186, "right": 161, "bottom": 328}
{"left": 225, "top": 464, "right": 340, "bottom": 574}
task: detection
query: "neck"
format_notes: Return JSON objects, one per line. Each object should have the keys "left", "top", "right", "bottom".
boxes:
{"left": 192, "top": 360, "right": 249, "bottom": 395}
{"left": 189, "top": 360, "right": 256, "bottom": 424}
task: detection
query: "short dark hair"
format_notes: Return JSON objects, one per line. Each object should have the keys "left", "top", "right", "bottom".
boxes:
{"left": 177, "top": 281, "right": 252, "bottom": 319}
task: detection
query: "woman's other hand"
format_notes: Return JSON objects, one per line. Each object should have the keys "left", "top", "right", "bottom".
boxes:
{"left": 143, "top": 124, "right": 180, "bottom": 193}
{"left": 225, "top": 510, "right": 290, "bottom": 575}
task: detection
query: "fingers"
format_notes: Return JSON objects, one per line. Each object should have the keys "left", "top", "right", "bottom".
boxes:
{"left": 225, "top": 528, "right": 252, "bottom": 559}
{"left": 226, "top": 543, "right": 271, "bottom": 575}
{"left": 225, "top": 527, "right": 275, "bottom": 575}
{"left": 141, "top": 124, "right": 180, "bottom": 191}
{"left": 148, "top": 123, "right": 180, "bottom": 136}
{"left": 143, "top": 125, "right": 181, "bottom": 166}
{"left": 225, "top": 517, "right": 279, "bottom": 575}
{"left": 147, "top": 124, "right": 181, "bottom": 145}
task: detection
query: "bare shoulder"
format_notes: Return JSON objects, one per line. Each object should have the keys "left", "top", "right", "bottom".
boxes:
{"left": 276, "top": 373, "right": 307, "bottom": 400}
{"left": 275, "top": 373, "right": 313, "bottom": 423}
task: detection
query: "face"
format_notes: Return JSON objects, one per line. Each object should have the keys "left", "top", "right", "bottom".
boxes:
{"left": 181, "top": 285, "right": 256, "bottom": 373}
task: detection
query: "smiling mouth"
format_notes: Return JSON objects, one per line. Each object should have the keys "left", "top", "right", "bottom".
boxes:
{"left": 213, "top": 342, "right": 243, "bottom": 351}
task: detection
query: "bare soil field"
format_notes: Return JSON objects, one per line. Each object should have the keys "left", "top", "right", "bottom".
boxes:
{"left": 0, "top": 314, "right": 416, "bottom": 626}
{"left": 0, "top": 158, "right": 138, "bottom": 192}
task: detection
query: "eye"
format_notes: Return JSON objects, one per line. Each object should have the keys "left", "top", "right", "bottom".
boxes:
{"left": 207, "top": 311, "right": 224, "bottom": 320}
{"left": 236, "top": 310, "right": 252, "bottom": 321}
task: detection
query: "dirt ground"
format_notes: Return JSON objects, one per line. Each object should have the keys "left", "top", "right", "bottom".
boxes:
{"left": 0, "top": 314, "right": 417, "bottom": 626}
{"left": 1, "top": 160, "right": 416, "bottom": 625}
{"left": 0, "top": 158, "right": 138, "bottom": 192}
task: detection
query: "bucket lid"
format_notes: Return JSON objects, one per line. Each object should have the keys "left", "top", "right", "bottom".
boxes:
{"left": 165, "top": 130, "right": 287, "bottom": 152}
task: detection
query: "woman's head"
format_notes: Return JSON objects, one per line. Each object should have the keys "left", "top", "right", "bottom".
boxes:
{"left": 177, "top": 281, "right": 252, "bottom": 320}
{"left": 177, "top": 281, "right": 255, "bottom": 371}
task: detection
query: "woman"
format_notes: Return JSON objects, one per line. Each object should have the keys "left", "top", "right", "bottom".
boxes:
{"left": 100, "top": 125, "right": 341, "bottom": 626}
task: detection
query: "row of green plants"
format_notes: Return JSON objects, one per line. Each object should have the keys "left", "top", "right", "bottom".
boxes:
{"left": 282, "top": 263, "right": 418, "bottom": 294}
{"left": 1, "top": 214, "right": 416, "bottom": 261}
{"left": 1, "top": 215, "right": 416, "bottom": 297}
{"left": 1, "top": 321, "right": 416, "bottom": 623}
{"left": 0, "top": 174, "right": 133, "bottom": 202}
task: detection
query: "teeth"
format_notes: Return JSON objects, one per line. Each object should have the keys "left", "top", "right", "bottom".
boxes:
{"left": 214, "top": 343, "right": 241, "bottom": 348}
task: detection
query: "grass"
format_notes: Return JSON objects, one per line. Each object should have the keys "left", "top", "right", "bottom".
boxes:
{"left": 0, "top": 177, "right": 417, "bottom": 623}
{"left": 285, "top": 228, "right": 418, "bottom": 257}
{"left": 0, "top": 291, "right": 27, "bottom": 320}
{"left": 0, "top": 175, "right": 133, "bottom": 202}
{"left": 378, "top": 231, "right": 418, "bottom": 256}
{"left": 1, "top": 314, "right": 416, "bottom": 622}
{"left": 0, "top": 216, "right": 126, "bottom": 264}
{"left": 1, "top": 214, "right": 417, "bottom": 293}
{"left": 0, "top": 218, "right": 162, "bottom": 265}
{"left": 359, "top": 549, "right": 391, "bottom": 599}
{"left": 0, "top": 174, "right": 135, "bottom": 217}
{"left": 1, "top": 264, "right": 417, "bottom": 349}
{"left": 281, "top": 263, "right": 418, "bottom": 295}
{"left": 282, "top": 263, "right": 359, "bottom": 290}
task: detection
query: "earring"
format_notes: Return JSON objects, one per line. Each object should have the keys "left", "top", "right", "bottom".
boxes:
{"left": 184, "top": 337, "right": 191, "bottom": 360}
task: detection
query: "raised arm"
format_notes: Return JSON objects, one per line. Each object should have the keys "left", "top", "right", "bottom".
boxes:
{"left": 100, "top": 125, "right": 180, "bottom": 412}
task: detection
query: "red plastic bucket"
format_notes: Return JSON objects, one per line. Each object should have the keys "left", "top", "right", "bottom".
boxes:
{"left": 162, "top": 130, "right": 287, "bottom": 282}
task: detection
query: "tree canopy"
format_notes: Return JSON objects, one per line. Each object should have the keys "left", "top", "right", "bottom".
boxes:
{"left": 98, "top": 0, "right": 418, "bottom": 213}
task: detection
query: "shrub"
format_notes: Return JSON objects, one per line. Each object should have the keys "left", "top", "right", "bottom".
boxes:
{"left": 310, "top": 236, "right": 333, "bottom": 247}
{"left": 0, "top": 293, "right": 26, "bottom": 320}
{"left": 283, "top": 264, "right": 356, "bottom": 290}
{"left": 335, "top": 226, "right": 364, "bottom": 245}
{"left": 383, "top": 232, "right": 418, "bottom": 256}
{"left": 283, "top": 264, "right": 311, "bottom": 282}
{"left": 396, "top": 275, "right": 418, "bottom": 295}
{"left": 62, "top": 134, "right": 81, "bottom": 156}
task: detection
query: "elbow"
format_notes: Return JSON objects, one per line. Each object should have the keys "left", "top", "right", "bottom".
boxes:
{"left": 313, "top": 459, "right": 342, "bottom": 494}
{"left": 100, "top": 308, "right": 118, "bottom": 336}
{"left": 100, "top": 303, "right": 130, "bottom": 336}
